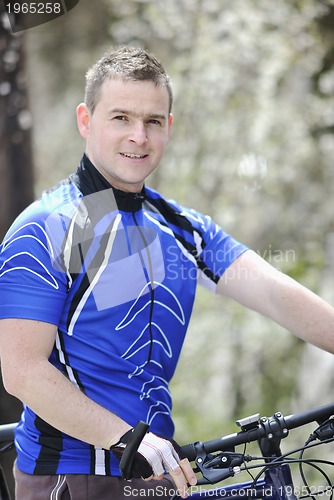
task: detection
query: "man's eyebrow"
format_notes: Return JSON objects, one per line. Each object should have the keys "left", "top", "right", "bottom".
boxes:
{"left": 148, "top": 113, "right": 167, "bottom": 121}
{"left": 108, "top": 108, "right": 167, "bottom": 121}
{"left": 107, "top": 108, "right": 131, "bottom": 116}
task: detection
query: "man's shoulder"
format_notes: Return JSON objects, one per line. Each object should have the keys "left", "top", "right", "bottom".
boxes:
{"left": 30, "top": 176, "right": 82, "bottom": 222}
{"left": 145, "top": 186, "right": 213, "bottom": 236}
{"left": 41, "top": 175, "right": 82, "bottom": 211}
{"left": 145, "top": 186, "right": 186, "bottom": 215}
{"left": 3, "top": 176, "right": 81, "bottom": 242}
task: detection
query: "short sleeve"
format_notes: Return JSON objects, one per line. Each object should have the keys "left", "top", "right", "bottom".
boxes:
{"left": 178, "top": 206, "right": 249, "bottom": 292}
{"left": 0, "top": 211, "right": 68, "bottom": 325}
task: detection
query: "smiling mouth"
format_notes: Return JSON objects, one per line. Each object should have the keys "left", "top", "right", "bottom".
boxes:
{"left": 120, "top": 153, "right": 148, "bottom": 159}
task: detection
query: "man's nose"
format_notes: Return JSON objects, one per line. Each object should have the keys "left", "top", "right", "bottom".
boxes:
{"left": 129, "top": 121, "right": 148, "bottom": 145}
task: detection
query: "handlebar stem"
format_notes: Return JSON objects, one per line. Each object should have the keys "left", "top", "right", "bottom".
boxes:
{"left": 258, "top": 412, "right": 289, "bottom": 461}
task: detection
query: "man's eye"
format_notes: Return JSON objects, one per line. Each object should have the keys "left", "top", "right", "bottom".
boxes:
{"left": 114, "top": 116, "right": 127, "bottom": 121}
{"left": 148, "top": 119, "right": 161, "bottom": 125}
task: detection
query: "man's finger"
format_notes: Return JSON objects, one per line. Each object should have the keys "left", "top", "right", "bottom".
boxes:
{"left": 142, "top": 474, "right": 154, "bottom": 481}
{"left": 169, "top": 466, "right": 190, "bottom": 499}
{"left": 152, "top": 474, "right": 165, "bottom": 481}
{"left": 179, "top": 458, "right": 197, "bottom": 486}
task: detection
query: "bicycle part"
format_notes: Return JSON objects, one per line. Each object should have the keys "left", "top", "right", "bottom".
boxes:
{"left": 182, "top": 403, "right": 334, "bottom": 461}
{"left": 119, "top": 420, "right": 150, "bottom": 480}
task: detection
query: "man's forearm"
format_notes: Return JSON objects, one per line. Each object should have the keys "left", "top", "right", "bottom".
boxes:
{"left": 8, "top": 359, "right": 131, "bottom": 449}
{"left": 269, "top": 273, "right": 334, "bottom": 353}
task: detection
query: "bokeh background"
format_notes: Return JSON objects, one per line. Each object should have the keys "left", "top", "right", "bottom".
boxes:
{"left": 1, "top": 0, "right": 334, "bottom": 495}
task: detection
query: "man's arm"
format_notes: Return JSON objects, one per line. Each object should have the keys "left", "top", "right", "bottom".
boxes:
{"left": 0, "top": 318, "right": 131, "bottom": 449}
{"left": 217, "top": 250, "right": 334, "bottom": 353}
{"left": 0, "top": 318, "right": 196, "bottom": 496}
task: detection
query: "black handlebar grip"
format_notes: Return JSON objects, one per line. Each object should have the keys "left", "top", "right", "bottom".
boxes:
{"left": 119, "top": 421, "right": 150, "bottom": 480}
{"left": 180, "top": 443, "right": 196, "bottom": 462}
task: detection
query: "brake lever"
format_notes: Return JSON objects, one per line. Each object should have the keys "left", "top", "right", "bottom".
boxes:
{"left": 312, "top": 418, "right": 334, "bottom": 442}
{"left": 193, "top": 442, "right": 244, "bottom": 484}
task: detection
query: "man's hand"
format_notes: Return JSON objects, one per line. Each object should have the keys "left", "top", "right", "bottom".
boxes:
{"left": 111, "top": 428, "right": 197, "bottom": 498}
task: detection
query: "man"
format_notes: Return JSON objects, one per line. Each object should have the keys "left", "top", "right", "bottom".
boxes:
{"left": 0, "top": 46, "right": 333, "bottom": 500}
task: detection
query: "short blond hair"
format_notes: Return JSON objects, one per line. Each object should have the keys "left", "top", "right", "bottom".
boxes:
{"left": 84, "top": 46, "right": 173, "bottom": 114}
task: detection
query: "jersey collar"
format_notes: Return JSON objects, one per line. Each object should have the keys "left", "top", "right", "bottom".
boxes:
{"left": 73, "top": 154, "right": 147, "bottom": 212}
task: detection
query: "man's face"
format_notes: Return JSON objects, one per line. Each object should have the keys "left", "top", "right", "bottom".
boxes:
{"left": 77, "top": 77, "right": 173, "bottom": 193}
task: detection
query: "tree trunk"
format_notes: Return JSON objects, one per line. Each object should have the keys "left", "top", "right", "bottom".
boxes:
{"left": 0, "top": 6, "right": 35, "bottom": 498}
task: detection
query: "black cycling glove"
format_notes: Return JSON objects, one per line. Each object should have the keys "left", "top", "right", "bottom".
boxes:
{"left": 111, "top": 427, "right": 184, "bottom": 479}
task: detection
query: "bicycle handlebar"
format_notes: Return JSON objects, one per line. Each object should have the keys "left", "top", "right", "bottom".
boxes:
{"left": 0, "top": 423, "right": 17, "bottom": 444}
{"left": 181, "top": 402, "right": 334, "bottom": 462}
{"left": 285, "top": 402, "right": 334, "bottom": 429}
{"left": 2, "top": 402, "right": 334, "bottom": 487}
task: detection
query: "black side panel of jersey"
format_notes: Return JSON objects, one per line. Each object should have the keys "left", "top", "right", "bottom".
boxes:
{"left": 34, "top": 416, "right": 64, "bottom": 474}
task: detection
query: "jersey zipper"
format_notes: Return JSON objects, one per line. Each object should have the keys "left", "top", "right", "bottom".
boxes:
{"left": 131, "top": 194, "right": 155, "bottom": 363}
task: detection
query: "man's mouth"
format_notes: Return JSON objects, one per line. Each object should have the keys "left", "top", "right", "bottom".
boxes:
{"left": 120, "top": 153, "right": 148, "bottom": 159}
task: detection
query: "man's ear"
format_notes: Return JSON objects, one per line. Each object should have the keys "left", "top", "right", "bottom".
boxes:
{"left": 76, "top": 103, "right": 90, "bottom": 139}
{"left": 168, "top": 114, "right": 173, "bottom": 139}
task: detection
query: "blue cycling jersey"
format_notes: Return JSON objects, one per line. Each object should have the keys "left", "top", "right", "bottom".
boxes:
{"left": 0, "top": 155, "right": 248, "bottom": 476}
